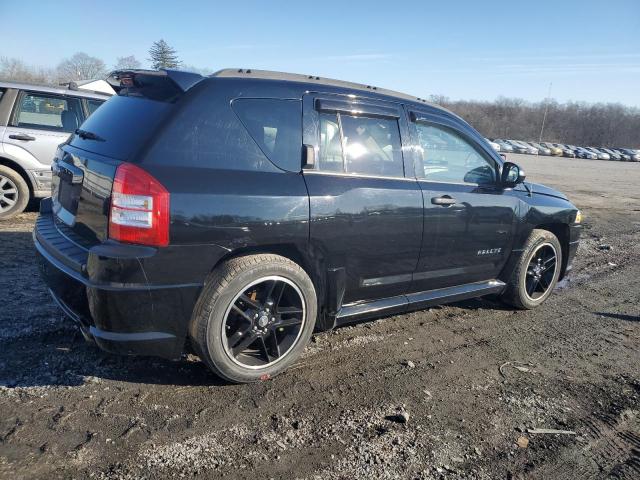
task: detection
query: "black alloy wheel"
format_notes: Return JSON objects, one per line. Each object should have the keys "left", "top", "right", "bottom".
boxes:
{"left": 222, "top": 276, "right": 306, "bottom": 369}
{"left": 524, "top": 243, "right": 558, "bottom": 301}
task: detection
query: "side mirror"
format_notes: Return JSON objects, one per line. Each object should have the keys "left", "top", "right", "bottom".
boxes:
{"left": 501, "top": 162, "right": 526, "bottom": 188}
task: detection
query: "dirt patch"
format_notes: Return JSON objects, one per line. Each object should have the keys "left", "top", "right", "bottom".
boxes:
{"left": 1, "top": 155, "right": 639, "bottom": 479}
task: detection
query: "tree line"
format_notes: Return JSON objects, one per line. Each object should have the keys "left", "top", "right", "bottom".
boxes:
{"left": 1, "top": 40, "right": 637, "bottom": 148}
{"left": 430, "top": 95, "right": 639, "bottom": 149}
{"left": 0, "top": 39, "right": 211, "bottom": 85}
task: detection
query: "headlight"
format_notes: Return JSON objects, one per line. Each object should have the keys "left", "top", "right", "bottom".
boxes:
{"left": 575, "top": 210, "right": 582, "bottom": 224}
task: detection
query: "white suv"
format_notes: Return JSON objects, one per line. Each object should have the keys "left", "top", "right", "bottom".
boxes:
{"left": 0, "top": 81, "right": 110, "bottom": 219}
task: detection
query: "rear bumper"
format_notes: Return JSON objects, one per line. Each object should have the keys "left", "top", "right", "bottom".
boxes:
{"left": 34, "top": 199, "right": 202, "bottom": 359}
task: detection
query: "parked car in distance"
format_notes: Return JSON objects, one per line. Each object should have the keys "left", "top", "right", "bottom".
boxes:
{"left": 611, "top": 149, "right": 631, "bottom": 161}
{"left": 494, "top": 139, "right": 514, "bottom": 153}
{"left": 517, "top": 141, "right": 539, "bottom": 155}
{"left": 485, "top": 138, "right": 501, "bottom": 151}
{"left": 586, "top": 147, "right": 610, "bottom": 160}
{"left": 0, "top": 81, "right": 110, "bottom": 219}
{"left": 540, "top": 142, "right": 563, "bottom": 156}
{"left": 574, "top": 147, "right": 598, "bottom": 159}
{"left": 617, "top": 148, "right": 640, "bottom": 161}
{"left": 529, "top": 142, "right": 552, "bottom": 156}
{"left": 35, "top": 68, "right": 582, "bottom": 383}
{"left": 505, "top": 140, "right": 528, "bottom": 154}
{"left": 553, "top": 144, "right": 576, "bottom": 158}
{"left": 599, "top": 148, "right": 621, "bottom": 161}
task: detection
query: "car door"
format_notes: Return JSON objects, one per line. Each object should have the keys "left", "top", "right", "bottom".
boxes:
{"left": 2, "top": 91, "right": 84, "bottom": 167}
{"left": 302, "top": 94, "right": 423, "bottom": 304}
{"left": 406, "top": 108, "right": 519, "bottom": 293}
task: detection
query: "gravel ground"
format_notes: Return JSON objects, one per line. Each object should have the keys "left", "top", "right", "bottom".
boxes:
{"left": 1, "top": 154, "right": 639, "bottom": 479}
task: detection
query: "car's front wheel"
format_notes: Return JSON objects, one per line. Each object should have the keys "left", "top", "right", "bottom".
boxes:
{"left": 0, "top": 165, "right": 30, "bottom": 220}
{"left": 502, "top": 229, "right": 562, "bottom": 309}
{"left": 190, "top": 254, "right": 317, "bottom": 383}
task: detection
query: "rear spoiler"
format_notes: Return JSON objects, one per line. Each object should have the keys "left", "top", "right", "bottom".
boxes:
{"left": 106, "top": 69, "right": 204, "bottom": 102}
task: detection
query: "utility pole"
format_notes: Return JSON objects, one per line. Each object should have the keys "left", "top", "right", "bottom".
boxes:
{"left": 539, "top": 82, "right": 552, "bottom": 142}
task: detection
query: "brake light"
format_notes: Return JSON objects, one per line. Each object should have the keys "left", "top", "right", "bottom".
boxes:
{"left": 108, "top": 163, "right": 169, "bottom": 247}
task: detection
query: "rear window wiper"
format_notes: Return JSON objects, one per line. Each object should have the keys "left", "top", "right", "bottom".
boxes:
{"left": 75, "top": 129, "right": 105, "bottom": 142}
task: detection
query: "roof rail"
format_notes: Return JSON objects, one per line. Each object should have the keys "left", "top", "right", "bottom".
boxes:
{"left": 211, "top": 68, "right": 434, "bottom": 106}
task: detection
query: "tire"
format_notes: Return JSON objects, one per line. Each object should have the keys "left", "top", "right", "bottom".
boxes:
{"left": 0, "top": 165, "right": 30, "bottom": 220}
{"left": 502, "top": 229, "right": 562, "bottom": 310}
{"left": 190, "top": 254, "right": 317, "bottom": 383}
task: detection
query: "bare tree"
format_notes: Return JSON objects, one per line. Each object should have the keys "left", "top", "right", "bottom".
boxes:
{"left": 113, "top": 55, "right": 141, "bottom": 70}
{"left": 56, "top": 52, "right": 107, "bottom": 82}
{"left": 0, "top": 57, "right": 55, "bottom": 84}
{"left": 430, "top": 96, "right": 640, "bottom": 148}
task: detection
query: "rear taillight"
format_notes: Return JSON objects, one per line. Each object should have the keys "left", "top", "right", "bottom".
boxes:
{"left": 108, "top": 163, "right": 169, "bottom": 247}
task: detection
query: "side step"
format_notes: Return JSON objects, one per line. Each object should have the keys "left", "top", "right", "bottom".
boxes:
{"left": 336, "top": 279, "right": 506, "bottom": 326}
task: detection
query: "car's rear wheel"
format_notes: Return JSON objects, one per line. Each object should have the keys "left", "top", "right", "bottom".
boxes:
{"left": 190, "top": 254, "right": 317, "bottom": 383}
{"left": 0, "top": 166, "right": 29, "bottom": 220}
{"left": 502, "top": 229, "right": 562, "bottom": 309}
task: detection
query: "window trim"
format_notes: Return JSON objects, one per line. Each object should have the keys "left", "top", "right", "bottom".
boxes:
{"left": 303, "top": 169, "right": 418, "bottom": 182}
{"left": 315, "top": 98, "right": 400, "bottom": 119}
{"left": 10, "top": 90, "right": 84, "bottom": 133}
{"left": 408, "top": 110, "right": 500, "bottom": 186}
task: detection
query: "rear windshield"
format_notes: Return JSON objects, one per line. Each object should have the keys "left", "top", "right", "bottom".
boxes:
{"left": 68, "top": 95, "right": 172, "bottom": 160}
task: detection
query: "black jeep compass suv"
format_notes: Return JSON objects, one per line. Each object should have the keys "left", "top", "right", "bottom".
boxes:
{"left": 34, "top": 69, "right": 581, "bottom": 383}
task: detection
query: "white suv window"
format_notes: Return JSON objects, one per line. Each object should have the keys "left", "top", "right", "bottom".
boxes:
{"left": 16, "top": 93, "right": 83, "bottom": 133}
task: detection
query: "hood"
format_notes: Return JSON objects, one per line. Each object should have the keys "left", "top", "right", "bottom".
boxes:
{"left": 527, "top": 182, "right": 568, "bottom": 200}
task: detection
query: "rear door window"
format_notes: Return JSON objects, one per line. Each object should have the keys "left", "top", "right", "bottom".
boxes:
{"left": 340, "top": 114, "right": 404, "bottom": 177}
{"left": 15, "top": 92, "right": 83, "bottom": 132}
{"left": 317, "top": 111, "right": 404, "bottom": 178}
{"left": 232, "top": 98, "right": 302, "bottom": 172}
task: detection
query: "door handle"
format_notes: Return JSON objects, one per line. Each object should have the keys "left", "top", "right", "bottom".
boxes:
{"left": 9, "top": 134, "right": 36, "bottom": 141}
{"left": 431, "top": 195, "right": 457, "bottom": 206}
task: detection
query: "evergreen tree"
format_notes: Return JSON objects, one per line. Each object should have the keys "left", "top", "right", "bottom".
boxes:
{"left": 148, "top": 40, "right": 180, "bottom": 70}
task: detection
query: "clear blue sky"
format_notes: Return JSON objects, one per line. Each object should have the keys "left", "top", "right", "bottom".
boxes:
{"left": 2, "top": 0, "right": 639, "bottom": 105}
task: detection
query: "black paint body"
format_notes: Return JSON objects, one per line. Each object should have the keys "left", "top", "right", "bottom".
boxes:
{"left": 34, "top": 71, "right": 581, "bottom": 359}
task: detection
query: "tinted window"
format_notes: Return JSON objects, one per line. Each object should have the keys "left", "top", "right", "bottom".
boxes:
{"left": 69, "top": 95, "right": 171, "bottom": 160}
{"left": 317, "top": 112, "right": 404, "bottom": 178}
{"left": 16, "top": 93, "right": 83, "bottom": 132}
{"left": 341, "top": 115, "right": 403, "bottom": 177}
{"left": 86, "top": 99, "right": 104, "bottom": 115}
{"left": 414, "top": 123, "right": 496, "bottom": 184}
{"left": 232, "top": 99, "right": 302, "bottom": 172}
